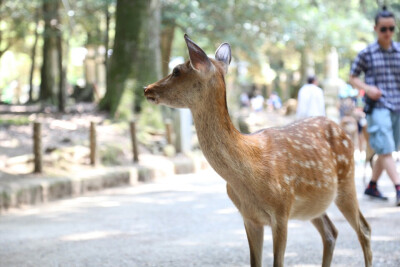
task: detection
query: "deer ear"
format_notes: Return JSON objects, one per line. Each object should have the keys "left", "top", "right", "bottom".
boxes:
{"left": 215, "top": 43, "right": 231, "bottom": 74}
{"left": 184, "top": 34, "right": 212, "bottom": 73}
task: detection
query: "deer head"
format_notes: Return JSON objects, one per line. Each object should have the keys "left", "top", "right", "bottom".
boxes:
{"left": 144, "top": 34, "right": 231, "bottom": 109}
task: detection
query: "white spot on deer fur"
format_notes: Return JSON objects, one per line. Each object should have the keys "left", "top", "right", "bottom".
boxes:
{"left": 337, "top": 154, "right": 348, "bottom": 163}
{"left": 292, "top": 145, "right": 301, "bottom": 150}
{"left": 284, "top": 174, "right": 291, "bottom": 184}
{"left": 275, "top": 183, "right": 281, "bottom": 190}
{"left": 284, "top": 174, "right": 296, "bottom": 185}
{"left": 342, "top": 140, "right": 349, "bottom": 148}
{"left": 290, "top": 187, "right": 295, "bottom": 194}
{"left": 304, "top": 161, "right": 312, "bottom": 168}
{"left": 302, "top": 144, "right": 313, "bottom": 150}
{"left": 332, "top": 128, "right": 339, "bottom": 137}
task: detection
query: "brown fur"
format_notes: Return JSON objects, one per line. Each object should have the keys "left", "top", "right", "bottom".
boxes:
{"left": 144, "top": 36, "right": 372, "bottom": 267}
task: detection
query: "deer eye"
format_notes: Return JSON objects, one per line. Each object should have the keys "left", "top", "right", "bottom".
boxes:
{"left": 172, "top": 67, "right": 180, "bottom": 77}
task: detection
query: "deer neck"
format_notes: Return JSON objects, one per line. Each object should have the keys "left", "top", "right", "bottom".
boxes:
{"left": 190, "top": 81, "right": 253, "bottom": 183}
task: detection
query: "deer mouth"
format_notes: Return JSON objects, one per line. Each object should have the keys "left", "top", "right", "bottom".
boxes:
{"left": 145, "top": 94, "right": 158, "bottom": 104}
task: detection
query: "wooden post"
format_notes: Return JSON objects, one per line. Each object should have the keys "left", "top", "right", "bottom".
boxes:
{"left": 130, "top": 121, "right": 139, "bottom": 163}
{"left": 33, "top": 122, "right": 42, "bottom": 173}
{"left": 173, "top": 110, "right": 182, "bottom": 153}
{"left": 165, "top": 119, "right": 173, "bottom": 145}
{"left": 90, "top": 121, "right": 97, "bottom": 166}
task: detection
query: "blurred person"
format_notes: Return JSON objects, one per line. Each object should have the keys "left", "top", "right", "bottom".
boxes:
{"left": 267, "top": 91, "right": 282, "bottom": 110}
{"left": 250, "top": 89, "right": 264, "bottom": 112}
{"left": 239, "top": 91, "right": 250, "bottom": 108}
{"left": 296, "top": 75, "right": 325, "bottom": 119}
{"left": 338, "top": 84, "right": 360, "bottom": 150}
{"left": 354, "top": 89, "right": 368, "bottom": 153}
{"left": 349, "top": 6, "right": 400, "bottom": 206}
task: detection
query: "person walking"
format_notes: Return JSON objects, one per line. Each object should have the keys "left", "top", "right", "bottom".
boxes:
{"left": 296, "top": 75, "right": 325, "bottom": 119}
{"left": 349, "top": 6, "right": 400, "bottom": 206}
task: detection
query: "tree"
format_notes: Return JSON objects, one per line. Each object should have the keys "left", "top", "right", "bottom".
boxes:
{"left": 72, "top": 0, "right": 113, "bottom": 101}
{"left": 134, "top": 0, "right": 162, "bottom": 112}
{"left": 0, "top": 0, "right": 31, "bottom": 59}
{"left": 39, "top": 0, "right": 61, "bottom": 104}
{"left": 28, "top": 3, "right": 41, "bottom": 103}
{"left": 99, "top": 0, "right": 147, "bottom": 116}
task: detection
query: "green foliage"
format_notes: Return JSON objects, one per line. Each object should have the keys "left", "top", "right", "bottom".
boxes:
{"left": 0, "top": 116, "right": 30, "bottom": 126}
{"left": 138, "top": 102, "right": 164, "bottom": 131}
{"left": 162, "top": 0, "right": 394, "bottom": 88}
{"left": 100, "top": 143, "right": 124, "bottom": 165}
{"left": 72, "top": 0, "right": 116, "bottom": 46}
{"left": 0, "top": 0, "right": 37, "bottom": 55}
{"left": 136, "top": 102, "right": 164, "bottom": 153}
{"left": 115, "top": 79, "right": 135, "bottom": 120}
{"left": 2, "top": 0, "right": 400, "bottom": 114}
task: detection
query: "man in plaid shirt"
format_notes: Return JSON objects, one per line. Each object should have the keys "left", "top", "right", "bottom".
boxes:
{"left": 350, "top": 6, "right": 400, "bottom": 206}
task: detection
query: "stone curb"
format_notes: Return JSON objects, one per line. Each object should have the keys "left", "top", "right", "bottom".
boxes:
{"left": 0, "top": 155, "right": 208, "bottom": 213}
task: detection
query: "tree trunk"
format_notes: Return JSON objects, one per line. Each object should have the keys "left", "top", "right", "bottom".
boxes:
{"left": 28, "top": 6, "right": 40, "bottom": 103}
{"left": 99, "top": 0, "right": 147, "bottom": 116}
{"left": 299, "top": 47, "right": 315, "bottom": 85}
{"left": 134, "top": 0, "right": 162, "bottom": 113}
{"left": 160, "top": 24, "right": 175, "bottom": 76}
{"left": 57, "top": 29, "right": 66, "bottom": 112}
{"left": 40, "top": 0, "right": 60, "bottom": 104}
{"left": 104, "top": 0, "right": 111, "bottom": 74}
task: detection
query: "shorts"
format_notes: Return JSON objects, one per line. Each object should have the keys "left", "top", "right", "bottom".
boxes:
{"left": 366, "top": 108, "right": 400, "bottom": 155}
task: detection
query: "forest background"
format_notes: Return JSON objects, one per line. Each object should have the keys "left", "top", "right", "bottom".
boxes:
{"left": 1, "top": 0, "right": 399, "bottom": 127}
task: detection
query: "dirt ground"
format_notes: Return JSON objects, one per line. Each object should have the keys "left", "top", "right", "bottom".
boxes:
{"left": 0, "top": 103, "right": 157, "bottom": 179}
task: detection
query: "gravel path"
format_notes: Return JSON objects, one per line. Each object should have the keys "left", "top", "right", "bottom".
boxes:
{"left": 0, "top": 165, "right": 399, "bottom": 267}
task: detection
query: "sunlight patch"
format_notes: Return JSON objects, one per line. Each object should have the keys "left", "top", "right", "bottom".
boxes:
{"left": 372, "top": 235, "right": 399, "bottom": 241}
{"left": 215, "top": 207, "right": 237, "bottom": 215}
{"left": 60, "top": 231, "right": 122, "bottom": 241}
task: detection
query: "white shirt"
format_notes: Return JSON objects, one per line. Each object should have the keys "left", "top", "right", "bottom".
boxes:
{"left": 296, "top": 84, "right": 325, "bottom": 119}
{"left": 250, "top": 95, "right": 264, "bottom": 112}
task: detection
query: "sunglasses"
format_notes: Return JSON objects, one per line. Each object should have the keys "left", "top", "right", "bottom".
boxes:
{"left": 380, "top": 26, "right": 395, "bottom": 33}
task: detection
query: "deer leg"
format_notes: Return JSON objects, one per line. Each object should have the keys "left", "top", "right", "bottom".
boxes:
{"left": 311, "top": 213, "right": 338, "bottom": 267}
{"left": 335, "top": 179, "right": 372, "bottom": 267}
{"left": 271, "top": 216, "right": 288, "bottom": 267}
{"left": 244, "top": 219, "right": 264, "bottom": 267}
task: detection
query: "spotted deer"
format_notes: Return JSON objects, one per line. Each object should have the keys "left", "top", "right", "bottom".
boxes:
{"left": 144, "top": 35, "right": 372, "bottom": 267}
